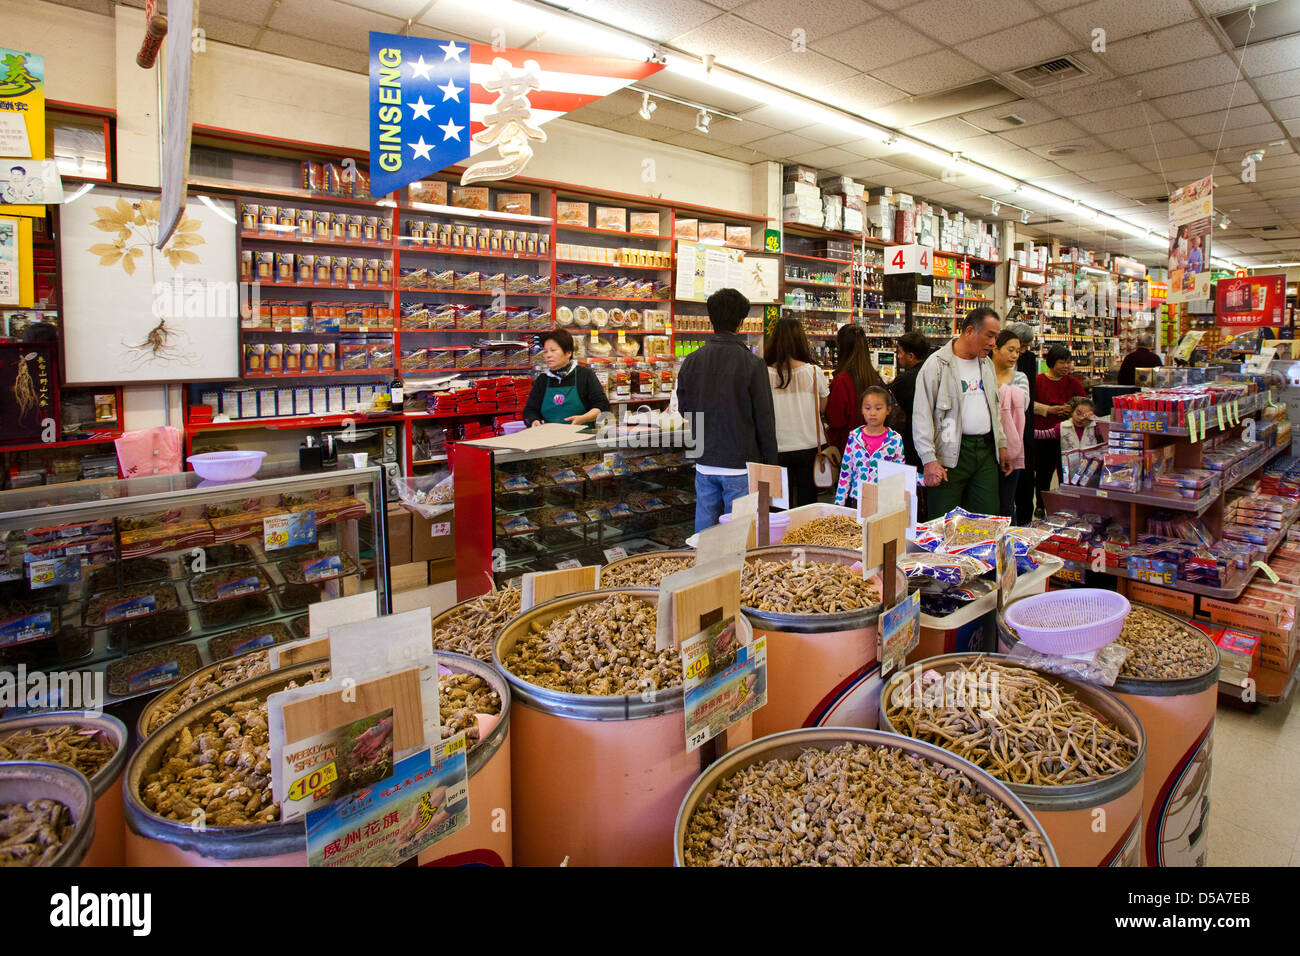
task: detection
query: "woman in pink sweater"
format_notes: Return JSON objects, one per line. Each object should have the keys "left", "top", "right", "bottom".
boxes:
{"left": 993, "top": 330, "right": 1029, "bottom": 519}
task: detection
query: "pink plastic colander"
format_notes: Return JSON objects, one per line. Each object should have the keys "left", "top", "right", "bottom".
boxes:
{"left": 1003, "top": 589, "right": 1131, "bottom": 655}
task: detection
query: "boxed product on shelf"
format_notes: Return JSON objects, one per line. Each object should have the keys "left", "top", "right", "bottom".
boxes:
{"left": 596, "top": 206, "right": 626, "bottom": 231}
{"left": 784, "top": 164, "right": 818, "bottom": 186}
{"left": 557, "top": 201, "right": 589, "bottom": 226}
{"left": 496, "top": 192, "right": 532, "bottom": 215}
{"left": 410, "top": 180, "right": 447, "bottom": 205}
{"left": 674, "top": 218, "right": 699, "bottom": 240}
{"left": 698, "top": 222, "right": 726, "bottom": 242}
{"left": 451, "top": 185, "right": 489, "bottom": 210}
{"left": 630, "top": 212, "right": 660, "bottom": 235}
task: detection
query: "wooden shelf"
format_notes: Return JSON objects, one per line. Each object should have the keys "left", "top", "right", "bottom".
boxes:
{"left": 240, "top": 231, "right": 393, "bottom": 250}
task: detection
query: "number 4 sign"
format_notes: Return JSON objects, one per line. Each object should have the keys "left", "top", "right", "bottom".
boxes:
{"left": 885, "top": 244, "right": 932, "bottom": 276}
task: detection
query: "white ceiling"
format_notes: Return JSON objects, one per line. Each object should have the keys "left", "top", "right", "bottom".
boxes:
{"left": 71, "top": 0, "right": 1300, "bottom": 265}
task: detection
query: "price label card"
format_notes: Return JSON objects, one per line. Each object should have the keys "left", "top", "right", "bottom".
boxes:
{"left": 884, "top": 244, "right": 933, "bottom": 276}
{"left": 27, "top": 557, "right": 80, "bottom": 590}
{"left": 265, "top": 510, "right": 317, "bottom": 551}
{"left": 430, "top": 521, "right": 451, "bottom": 537}
{"left": 104, "top": 594, "right": 156, "bottom": 623}
{"left": 0, "top": 609, "right": 55, "bottom": 648}
{"left": 603, "top": 547, "right": 628, "bottom": 563}
{"left": 302, "top": 555, "right": 344, "bottom": 583}
{"left": 877, "top": 591, "right": 920, "bottom": 679}
{"left": 1253, "top": 560, "right": 1280, "bottom": 584}
{"left": 306, "top": 734, "right": 469, "bottom": 867}
{"left": 555, "top": 559, "right": 582, "bottom": 570}
{"left": 280, "top": 708, "right": 393, "bottom": 823}
{"left": 1216, "top": 404, "right": 1226, "bottom": 432}
{"left": 681, "top": 618, "right": 767, "bottom": 753}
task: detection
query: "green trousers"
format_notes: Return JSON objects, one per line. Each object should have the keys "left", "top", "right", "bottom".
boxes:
{"left": 926, "top": 434, "right": 1001, "bottom": 519}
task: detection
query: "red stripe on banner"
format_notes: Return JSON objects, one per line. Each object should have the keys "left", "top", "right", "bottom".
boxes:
{"left": 469, "top": 89, "right": 609, "bottom": 112}
{"left": 469, "top": 121, "right": 485, "bottom": 136}
{"left": 1146, "top": 721, "right": 1212, "bottom": 866}
{"left": 471, "top": 44, "right": 663, "bottom": 80}
{"left": 1102, "top": 815, "right": 1139, "bottom": 867}
{"left": 804, "top": 662, "right": 880, "bottom": 727}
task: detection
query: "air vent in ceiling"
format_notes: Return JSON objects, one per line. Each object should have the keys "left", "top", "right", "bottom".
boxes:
{"left": 1009, "top": 56, "right": 1089, "bottom": 90}
{"left": 1132, "top": 194, "right": 1170, "bottom": 205}
{"left": 999, "top": 113, "right": 1028, "bottom": 126}
{"left": 1048, "top": 144, "right": 1086, "bottom": 156}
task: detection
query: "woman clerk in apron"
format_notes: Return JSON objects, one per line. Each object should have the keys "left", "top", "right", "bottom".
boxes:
{"left": 522, "top": 328, "right": 611, "bottom": 427}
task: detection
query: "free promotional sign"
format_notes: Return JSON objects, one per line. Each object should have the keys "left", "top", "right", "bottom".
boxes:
{"left": 367, "top": 33, "right": 661, "bottom": 197}
{"left": 1216, "top": 273, "right": 1286, "bottom": 327}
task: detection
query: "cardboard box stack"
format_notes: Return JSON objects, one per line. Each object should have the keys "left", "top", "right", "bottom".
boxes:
{"left": 783, "top": 164, "right": 823, "bottom": 227}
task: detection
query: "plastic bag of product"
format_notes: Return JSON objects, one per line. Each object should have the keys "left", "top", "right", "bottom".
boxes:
{"left": 897, "top": 552, "right": 991, "bottom": 585}
{"left": 1006, "top": 641, "right": 1133, "bottom": 687}
{"left": 393, "top": 471, "right": 454, "bottom": 519}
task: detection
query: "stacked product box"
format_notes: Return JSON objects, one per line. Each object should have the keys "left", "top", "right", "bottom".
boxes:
{"left": 198, "top": 381, "right": 389, "bottom": 419}
{"left": 782, "top": 165, "right": 823, "bottom": 227}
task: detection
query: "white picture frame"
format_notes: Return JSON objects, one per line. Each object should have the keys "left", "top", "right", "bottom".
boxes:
{"left": 58, "top": 185, "right": 239, "bottom": 384}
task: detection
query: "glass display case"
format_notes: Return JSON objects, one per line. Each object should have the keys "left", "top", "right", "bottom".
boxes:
{"left": 452, "top": 438, "right": 696, "bottom": 597}
{"left": 0, "top": 463, "right": 389, "bottom": 711}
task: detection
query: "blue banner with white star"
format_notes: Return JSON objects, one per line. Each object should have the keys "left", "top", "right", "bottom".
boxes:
{"left": 369, "top": 32, "right": 470, "bottom": 198}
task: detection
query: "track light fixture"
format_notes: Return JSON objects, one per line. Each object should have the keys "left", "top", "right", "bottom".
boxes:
{"left": 1220, "top": 215, "right": 1230, "bottom": 229}
{"left": 991, "top": 200, "right": 1001, "bottom": 216}
{"left": 696, "top": 109, "right": 711, "bottom": 134}
{"left": 638, "top": 91, "right": 656, "bottom": 121}
{"left": 1021, "top": 209, "right": 1030, "bottom": 225}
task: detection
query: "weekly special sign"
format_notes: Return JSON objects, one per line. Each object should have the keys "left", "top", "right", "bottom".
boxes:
{"left": 367, "top": 34, "right": 661, "bottom": 196}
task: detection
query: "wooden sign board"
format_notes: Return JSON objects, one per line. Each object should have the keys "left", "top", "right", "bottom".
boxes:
{"left": 861, "top": 507, "right": 909, "bottom": 574}
{"left": 523, "top": 565, "right": 599, "bottom": 609}
{"left": 280, "top": 667, "right": 425, "bottom": 757}
{"left": 747, "top": 462, "right": 789, "bottom": 510}
{"left": 672, "top": 569, "right": 742, "bottom": 652}
{"left": 730, "top": 491, "right": 760, "bottom": 550}
{"left": 308, "top": 591, "right": 378, "bottom": 638}
{"left": 858, "top": 472, "right": 907, "bottom": 521}
{"left": 271, "top": 636, "right": 331, "bottom": 669}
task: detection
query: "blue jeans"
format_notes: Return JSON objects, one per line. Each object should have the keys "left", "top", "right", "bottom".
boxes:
{"left": 695, "top": 472, "right": 751, "bottom": 533}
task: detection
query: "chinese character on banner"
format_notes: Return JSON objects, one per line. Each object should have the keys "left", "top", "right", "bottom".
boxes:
{"left": 367, "top": 32, "right": 663, "bottom": 196}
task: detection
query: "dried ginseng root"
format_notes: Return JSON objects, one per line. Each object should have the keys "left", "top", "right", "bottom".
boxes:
{"left": 0, "top": 725, "right": 117, "bottom": 778}
{"left": 885, "top": 658, "right": 1139, "bottom": 786}
{"left": 683, "top": 742, "right": 1049, "bottom": 867}
{"left": 431, "top": 587, "right": 522, "bottom": 662}
{"left": 145, "top": 655, "right": 274, "bottom": 734}
{"left": 0, "top": 799, "right": 74, "bottom": 867}
{"left": 780, "top": 516, "right": 863, "bottom": 549}
{"left": 503, "top": 593, "right": 679, "bottom": 696}
{"left": 598, "top": 555, "right": 692, "bottom": 589}
{"left": 1115, "top": 607, "right": 1218, "bottom": 679}
{"left": 741, "top": 559, "right": 881, "bottom": 614}
{"left": 439, "top": 673, "right": 502, "bottom": 743}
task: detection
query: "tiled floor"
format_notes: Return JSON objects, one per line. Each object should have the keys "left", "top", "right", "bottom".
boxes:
{"left": 1209, "top": 690, "right": 1300, "bottom": 866}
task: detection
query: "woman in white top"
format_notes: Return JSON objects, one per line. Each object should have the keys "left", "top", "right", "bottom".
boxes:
{"left": 764, "top": 318, "right": 830, "bottom": 508}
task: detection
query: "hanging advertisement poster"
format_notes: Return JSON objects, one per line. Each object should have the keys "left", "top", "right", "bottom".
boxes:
{"left": 1167, "top": 176, "right": 1213, "bottom": 304}
{"left": 1216, "top": 273, "right": 1286, "bottom": 327}
{"left": 0, "top": 47, "right": 47, "bottom": 219}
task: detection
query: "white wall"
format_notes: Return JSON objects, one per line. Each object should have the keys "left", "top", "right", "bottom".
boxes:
{"left": 9, "top": 0, "right": 760, "bottom": 431}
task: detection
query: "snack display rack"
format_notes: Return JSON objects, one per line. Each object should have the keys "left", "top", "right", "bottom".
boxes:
{"left": 0, "top": 463, "right": 388, "bottom": 709}
{"left": 450, "top": 438, "right": 696, "bottom": 597}
{"left": 1043, "top": 262, "right": 1120, "bottom": 381}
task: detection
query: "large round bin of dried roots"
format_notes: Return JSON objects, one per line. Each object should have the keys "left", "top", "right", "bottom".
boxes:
{"left": 597, "top": 550, "right": 694, "bottom": 590}
{"left": 881, "top": 652, "right": 1146, "bottom": 867}
{"left": 418, "top": 650, "right": 512, "bottom": 867}
{"left": 999, "top": 601, "right": 1218, "bottom": 867}
{"left": 494, "top": 588, "right": 702, "bottom": 866}
{"left": 741, "top": 546, "right": 907, "bottom": 737}
{"left": 676, "top": 727, "right": 1056, "bottom": 866}
{"left": 0, "top": 711, "right": 126, "bottom": 866}
{"left": 0, "top": 762, "right": 95, "bottom": 867}
{"left": 431, "top": 587, "right": 522, "bottom": 662}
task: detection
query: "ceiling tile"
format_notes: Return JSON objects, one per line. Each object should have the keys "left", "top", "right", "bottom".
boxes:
{"left": 1124, "top": 140, "right": 1212, "bottom": 163}
{"left": 348, "top": 0, "right": 429, "bottom": 16}
{"left": 788, "top": 145, "right": 866, "bottom": 167}
{"left": 746, "top": 131, "right": 825, "bottom": 155}
{"left": 187, "top": 0, "right": 277, "bottom": 19}
{"left": 1176, "top": 104, "right": 1275, "bottom": 137}
{"left": 1255, "top": 69, "right": 1300, "bottom": 102}
{"left": 870, "top": 170, "right": 938, "bottom": 188}
{"left": 1036, "top": 78, "right": 1144, "bottom": 115}
{"left": 577, "top": 0, "right": 723, "bottom": 42}
{"left": 662, "top": 130, "right": 745, "bottom": 157}
{"left": 810, "top": 15, "right": 940, "bottom": 71}
{"left": 819, "top": 73, "right": 913, "bottom": 112}
{"left": 255, "top": 30, "right": 369, "bottom": 73}
{"left": 735, "top": 0, "right": 877, "bottom": 41}
{"left": 700, "top": 117, "right": 784, "bottom": 145}
{"left": 197, "top": 13, "right": 261, "bottom": 47}
{"left": 1268, "top": 96, "right": 1300, "bottom": 120}
{"left": 896, "top": 0, "right": 1040, "bottom": 44}
{"left": 713, "top": 143, "right": 779, "bottom": 163}
{"left": 872, "top": 50, "right": 989, "bottom": 96}
{"left": 999, "top": 117, "right": 1087, "bottom": 147}
{"left": 829, "top": 159, "right": 900, "bottom": 180}
{"left": 1051, "top": 0, "right": 1200, "bottom": 45}
{"left": 1096, "top": 121, "right": 1185, "bottom": 148}
{"left": 759, "top": 50, "right": 860, "bottom": 93}
{"left": 269, "top": 0, "right": 401, "bottom": 44}
{"left": 787, "top": 121, "right": 863, "bottom": 146}
{"left": 961, "top": 99, "right": 1059, "bottom": 131}
{"left": 672, "top": 14, "right": 792, "bottom": 63}
{"left": 45, "top": 0, "right": 114, "bottom": 13}
{"left": 840, "top": 137, "right": 907, "bottom": 159}
{"left": 1194, "top": 122, "right": 1286, "bottom": 151}
{"left": 739, "top": 102, "right": 824, "bottom": 127}
{"left": 1130, "top": 56, "right": 1241, "bottom": 99}
{"left": 1149, "top": 82, "right": 1259, "bottom": 118}
{"left": 955, "top": 17, "right": 1078, "bottom": 74}
{"left": 1072, "top": 106, "right": 1148, "bottom": 134}
{"left": 1029, "top": 0, "right": 1094, "bottom": 10}
{"left": 1080, "top": 162, "right": 1155, "bottom": 182}
{"left": 1048, "top": 149, "right": 1131, "bottom": 171}
{"left": 1096, "top": 20, "right": 1222, "bottom": 76}
{"left": 902, "top": 117, "right": 989, "bottom": 146}
{"left": 1239, "top": 33, "right": 1300, "bottom": 78}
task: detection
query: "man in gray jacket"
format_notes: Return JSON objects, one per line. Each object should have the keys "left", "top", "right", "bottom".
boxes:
{"left": 913, "top": 307, "right": 1012, "bottom": 519}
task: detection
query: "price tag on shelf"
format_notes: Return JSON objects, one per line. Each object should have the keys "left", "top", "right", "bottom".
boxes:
{"left": 617, "top": 330, "right": 626, "bottom": 344}
{"left": 555, "top": 559, "right": 582, "bottom": 570}
{"left": 1096, "top": 489, "right": 1108, "bottom": 498}
{"left": 602, "top": 547, "right": 628, "bottom": 563}
{"left": 1216, "top": 403, "right": 1226, "bottom": 432}
{"left": 1252, "top": 561, "right": 1280, "bottom": 584}
{"left": 1233, "top": 399, "right": 1241, "bottom": 424}
{"left": 589, "top": 330, "right": 598, "bottom": 345}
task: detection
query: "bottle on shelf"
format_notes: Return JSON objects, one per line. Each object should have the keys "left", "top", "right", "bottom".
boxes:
{"left": 389, "top": 376, "right": 404, "bottom": 413}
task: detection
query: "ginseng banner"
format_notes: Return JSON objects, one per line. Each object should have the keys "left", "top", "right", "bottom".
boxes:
{"left": 1216, "top": 273, "right": 1286, "bottom": 327}
{"left": 368, "top": 33, "right": 661, "bottom": 196}
{"left": 1167, "top": 176, "right": 1212, "bottom": 304}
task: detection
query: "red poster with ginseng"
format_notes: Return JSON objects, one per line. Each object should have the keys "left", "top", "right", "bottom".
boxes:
{"left": 1216, "top": 273, "right": 1286, "bottom": 327}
